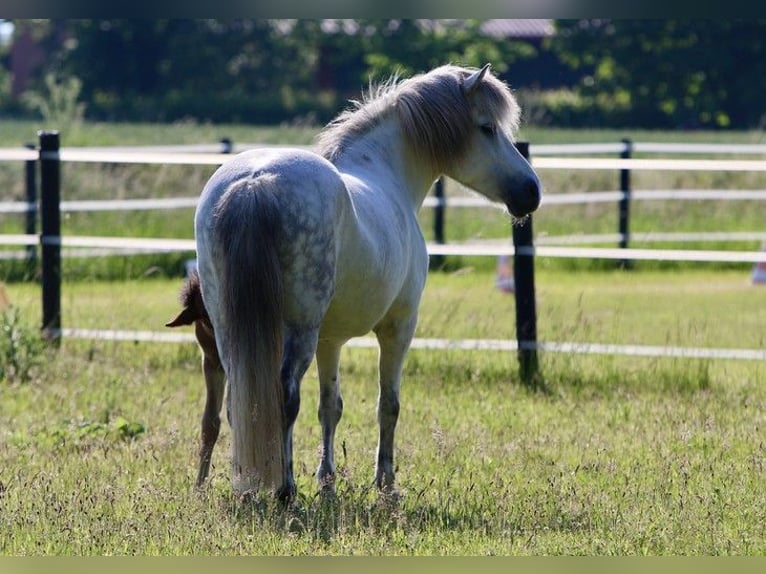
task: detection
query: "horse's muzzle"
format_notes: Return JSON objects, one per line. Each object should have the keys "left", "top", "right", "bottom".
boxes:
{"left": 507, "top": 177, "right": 541, "bottom": 218}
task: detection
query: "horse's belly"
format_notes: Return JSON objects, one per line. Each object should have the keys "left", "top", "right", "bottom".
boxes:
{"left": 319, "top": 255, "right": 426, "bottom": 343}
{"left": 319, "top": 289, "right": 393, "bottom": 340}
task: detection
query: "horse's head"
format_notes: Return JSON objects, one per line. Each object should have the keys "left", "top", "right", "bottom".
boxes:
{"left": 320, "top": 63, "right": 541, "bottom": 219}
{"left": 447, "top": 64, "right": 541, "bottom": 219}
{"left": 166, "top": 270, "right": 219, "bottom": 360}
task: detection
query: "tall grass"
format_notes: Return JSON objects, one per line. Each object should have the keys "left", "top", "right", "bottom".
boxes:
{"left": 1, "top": 269, "right": 765, "bottom": 554}
{"left": 0, "top": 305, "right": 46, "bottom": 383}
{"left": 1, "top": 122, "right": 766, "bottom": 553}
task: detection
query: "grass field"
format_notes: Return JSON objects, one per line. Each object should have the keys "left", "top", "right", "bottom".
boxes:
{"left": 1, "top": 120, "right": 766, "bottom": 554}
{"left": 1, "top": 268, "right": 765, "bottom": 555}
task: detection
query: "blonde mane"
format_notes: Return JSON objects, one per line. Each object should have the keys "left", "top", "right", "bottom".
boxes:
{"left": 317, "top": 64, "right": 520, "bottom": 171}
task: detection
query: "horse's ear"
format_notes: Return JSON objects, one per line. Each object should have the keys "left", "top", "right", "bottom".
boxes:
{"left": 463, "top": 63, "right": 491, "bottom": 94}
{"left": 166, "top": 307, "right": 196, "bottom": 328}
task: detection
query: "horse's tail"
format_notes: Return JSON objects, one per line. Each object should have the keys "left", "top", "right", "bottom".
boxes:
{"left": 213, "top": 179, "right": 285, "bottom": 495}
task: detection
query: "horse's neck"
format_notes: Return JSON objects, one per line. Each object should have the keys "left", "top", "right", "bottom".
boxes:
{"left": 332, "top": 122, "right": 437, "bottom": 210}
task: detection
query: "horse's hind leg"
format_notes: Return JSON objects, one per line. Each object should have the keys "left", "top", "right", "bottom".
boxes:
{"left": 373, "top": 313, "right": 418, "bottom": 492}
{"left": 278, "top": 328, "right": 320, "bottom": 501}
{"left": 197, "top": 351, "right": 225, "bottom": 487}
{"left": 315, "top": 341, "right": 343, "bottom": 493}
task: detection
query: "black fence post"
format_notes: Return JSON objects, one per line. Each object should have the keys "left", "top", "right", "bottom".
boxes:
{"left": 618, "top": 138, "right": 633, "bottom": 269}
{"left": 39, "top": 130, "right": 61, "bottom": 346}
{"left": 512, "top": 141, "right": 540, "bottom": 386}
{"left": 430, "top": 176, "right": 446, "bottom": 270}
{"left": 24, "top": 142, "right": 37, "bottom": 278}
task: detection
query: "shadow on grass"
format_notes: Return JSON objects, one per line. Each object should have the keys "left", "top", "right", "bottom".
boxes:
{"left": 220, "top": 474, "right": 596, "bottom": 549}
{"left": 404, "top": 346, "right": 714, "bottom": 402}
{"left": 224, "top": 480, "right": 406, "bottom": 544}
{"left": 540, "top": 354, "right": 714, "bottom": 398}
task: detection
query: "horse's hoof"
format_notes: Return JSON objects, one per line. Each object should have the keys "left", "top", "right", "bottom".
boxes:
{"left": 319, "top": 484, "right": 338, "bottom": 503}
{"left": 317, "top": 472, "right": 337, "bottom": 495}
{"left": 276, "top": 482, "right": 297, "bottom": 503}
{"left": 376, "top": 484, "right": 402, "bottom": 507}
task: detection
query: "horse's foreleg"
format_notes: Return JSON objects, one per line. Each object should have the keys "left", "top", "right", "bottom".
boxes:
{"left": 315, "top": 341, "right": 343, "bottom": 493}
{"left": 278, "top": 329, "right": 319, "bottom": 501}
{"left": 373, "top": 314, "right": 417, "bottom": 491}
{"left": 196, "top": 352, "right": 225, "bottom": 487}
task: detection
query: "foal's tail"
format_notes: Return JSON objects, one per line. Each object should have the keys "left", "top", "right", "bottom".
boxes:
{"left": 213, "top": 179, "right": 285, "bottom": 495}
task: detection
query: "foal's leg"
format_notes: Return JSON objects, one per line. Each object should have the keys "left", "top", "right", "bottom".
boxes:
{"left": 197, "top": 351, "right": 225, "bottom": 487}
{"left": 373, "top": 314, "right": 417, "bottom": 491}
{"left": 278, "top": 328, "right": 320, "bottom": 501}
{"left": 315, "top": 341, "right": 343, "bottom": 493}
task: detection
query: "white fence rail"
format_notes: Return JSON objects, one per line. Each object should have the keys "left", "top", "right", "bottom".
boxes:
{"left": 6, "top": 233, "right": 766, "bottom": 264}
{"left": 5, "top": 188, "right": 766, "bottom": 215}
{"left": 58, "top": 329, "right": 766, "bottom": 362}
{"left": 1, "top": 139, "right": 765, "bottom": 366}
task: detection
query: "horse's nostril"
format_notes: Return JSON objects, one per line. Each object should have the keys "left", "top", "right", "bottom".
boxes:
{"left": 525, "top": 180, "right": 541, "bottom": 212}
{"left": 505, "top": 177, "right": 541, "bottom": 218}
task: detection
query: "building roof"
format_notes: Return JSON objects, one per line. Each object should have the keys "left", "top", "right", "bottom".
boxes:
{"left": 319, "top": 19, "right": 555, "bottom": 39}
{"left": 479, "top": 19, "right": 555, "bottom": 39}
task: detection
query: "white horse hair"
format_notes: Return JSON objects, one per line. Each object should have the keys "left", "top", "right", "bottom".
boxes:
{"left": 193, "top": 63, "right": 541, "bottom": 500}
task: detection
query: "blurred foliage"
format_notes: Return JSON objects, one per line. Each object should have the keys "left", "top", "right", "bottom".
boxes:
{"left": 550, "top": 19, "right": 766, "bottom": 129}
{"left": 3, "top": 19, "right": 766, "bottom": 129}
{"left": 20, "top": 71, "right": 85, "bottom": 131}
{"left": 2, "top": 19, "right": 543, "bottom": 125}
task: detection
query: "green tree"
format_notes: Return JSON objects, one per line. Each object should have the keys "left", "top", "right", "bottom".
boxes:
{"left": 552, "top": 19, "right": 766, "bottom": 129}
{"left": 311, "top": 19, "right": 538, "bottom": 103}
{"left": 357, "top": 19, "right": 535, "bottom": 82}
{"left": 12, "top": 19, "right": 546, "bottom": 124}
{"left": 55, "top": 19, "right": 325, "bottom": 122}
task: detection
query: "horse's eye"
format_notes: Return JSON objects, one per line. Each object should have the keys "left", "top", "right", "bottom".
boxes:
{"left": 480, "top": 124, "right": 497, "bottom": 137}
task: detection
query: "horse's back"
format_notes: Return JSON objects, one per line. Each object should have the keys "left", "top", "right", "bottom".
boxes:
{"left": 197, "top": 148, "right": 345, "bottom": 213}
{"left": 195, "top": 148, "right": 349, "bottom": 330}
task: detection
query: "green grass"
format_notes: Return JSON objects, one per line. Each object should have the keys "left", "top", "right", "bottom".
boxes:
{"left": 1, "top": 121, "right": 766, "bottom": 553}
{"left": 2, "top": 268, "right": 765, "bottom": 554}
{"left": 0, "top": 118, "right": 320, "bottom": 148}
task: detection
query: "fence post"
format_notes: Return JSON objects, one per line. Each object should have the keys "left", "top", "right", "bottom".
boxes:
{"left": 618, "top": 138, "right": 633, "bottom": 269}
{"left": 39, "top": 130, "right": 61, "bottom": 346}
{"left": 220, "top": 137, "right": 233, "bottom": 154}
{"left": 512, "top": 141, "right": 540, "bottom": 386}
{"left": 24, "top": 142, "right": 37, "bottom": 277}
{"left": 430, "top": 176, "right": 446, "bottom": 270}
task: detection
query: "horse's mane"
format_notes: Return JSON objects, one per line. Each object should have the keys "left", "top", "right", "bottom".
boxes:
{"left": 317, "top": 64, "right": 520, "bottom": 170}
